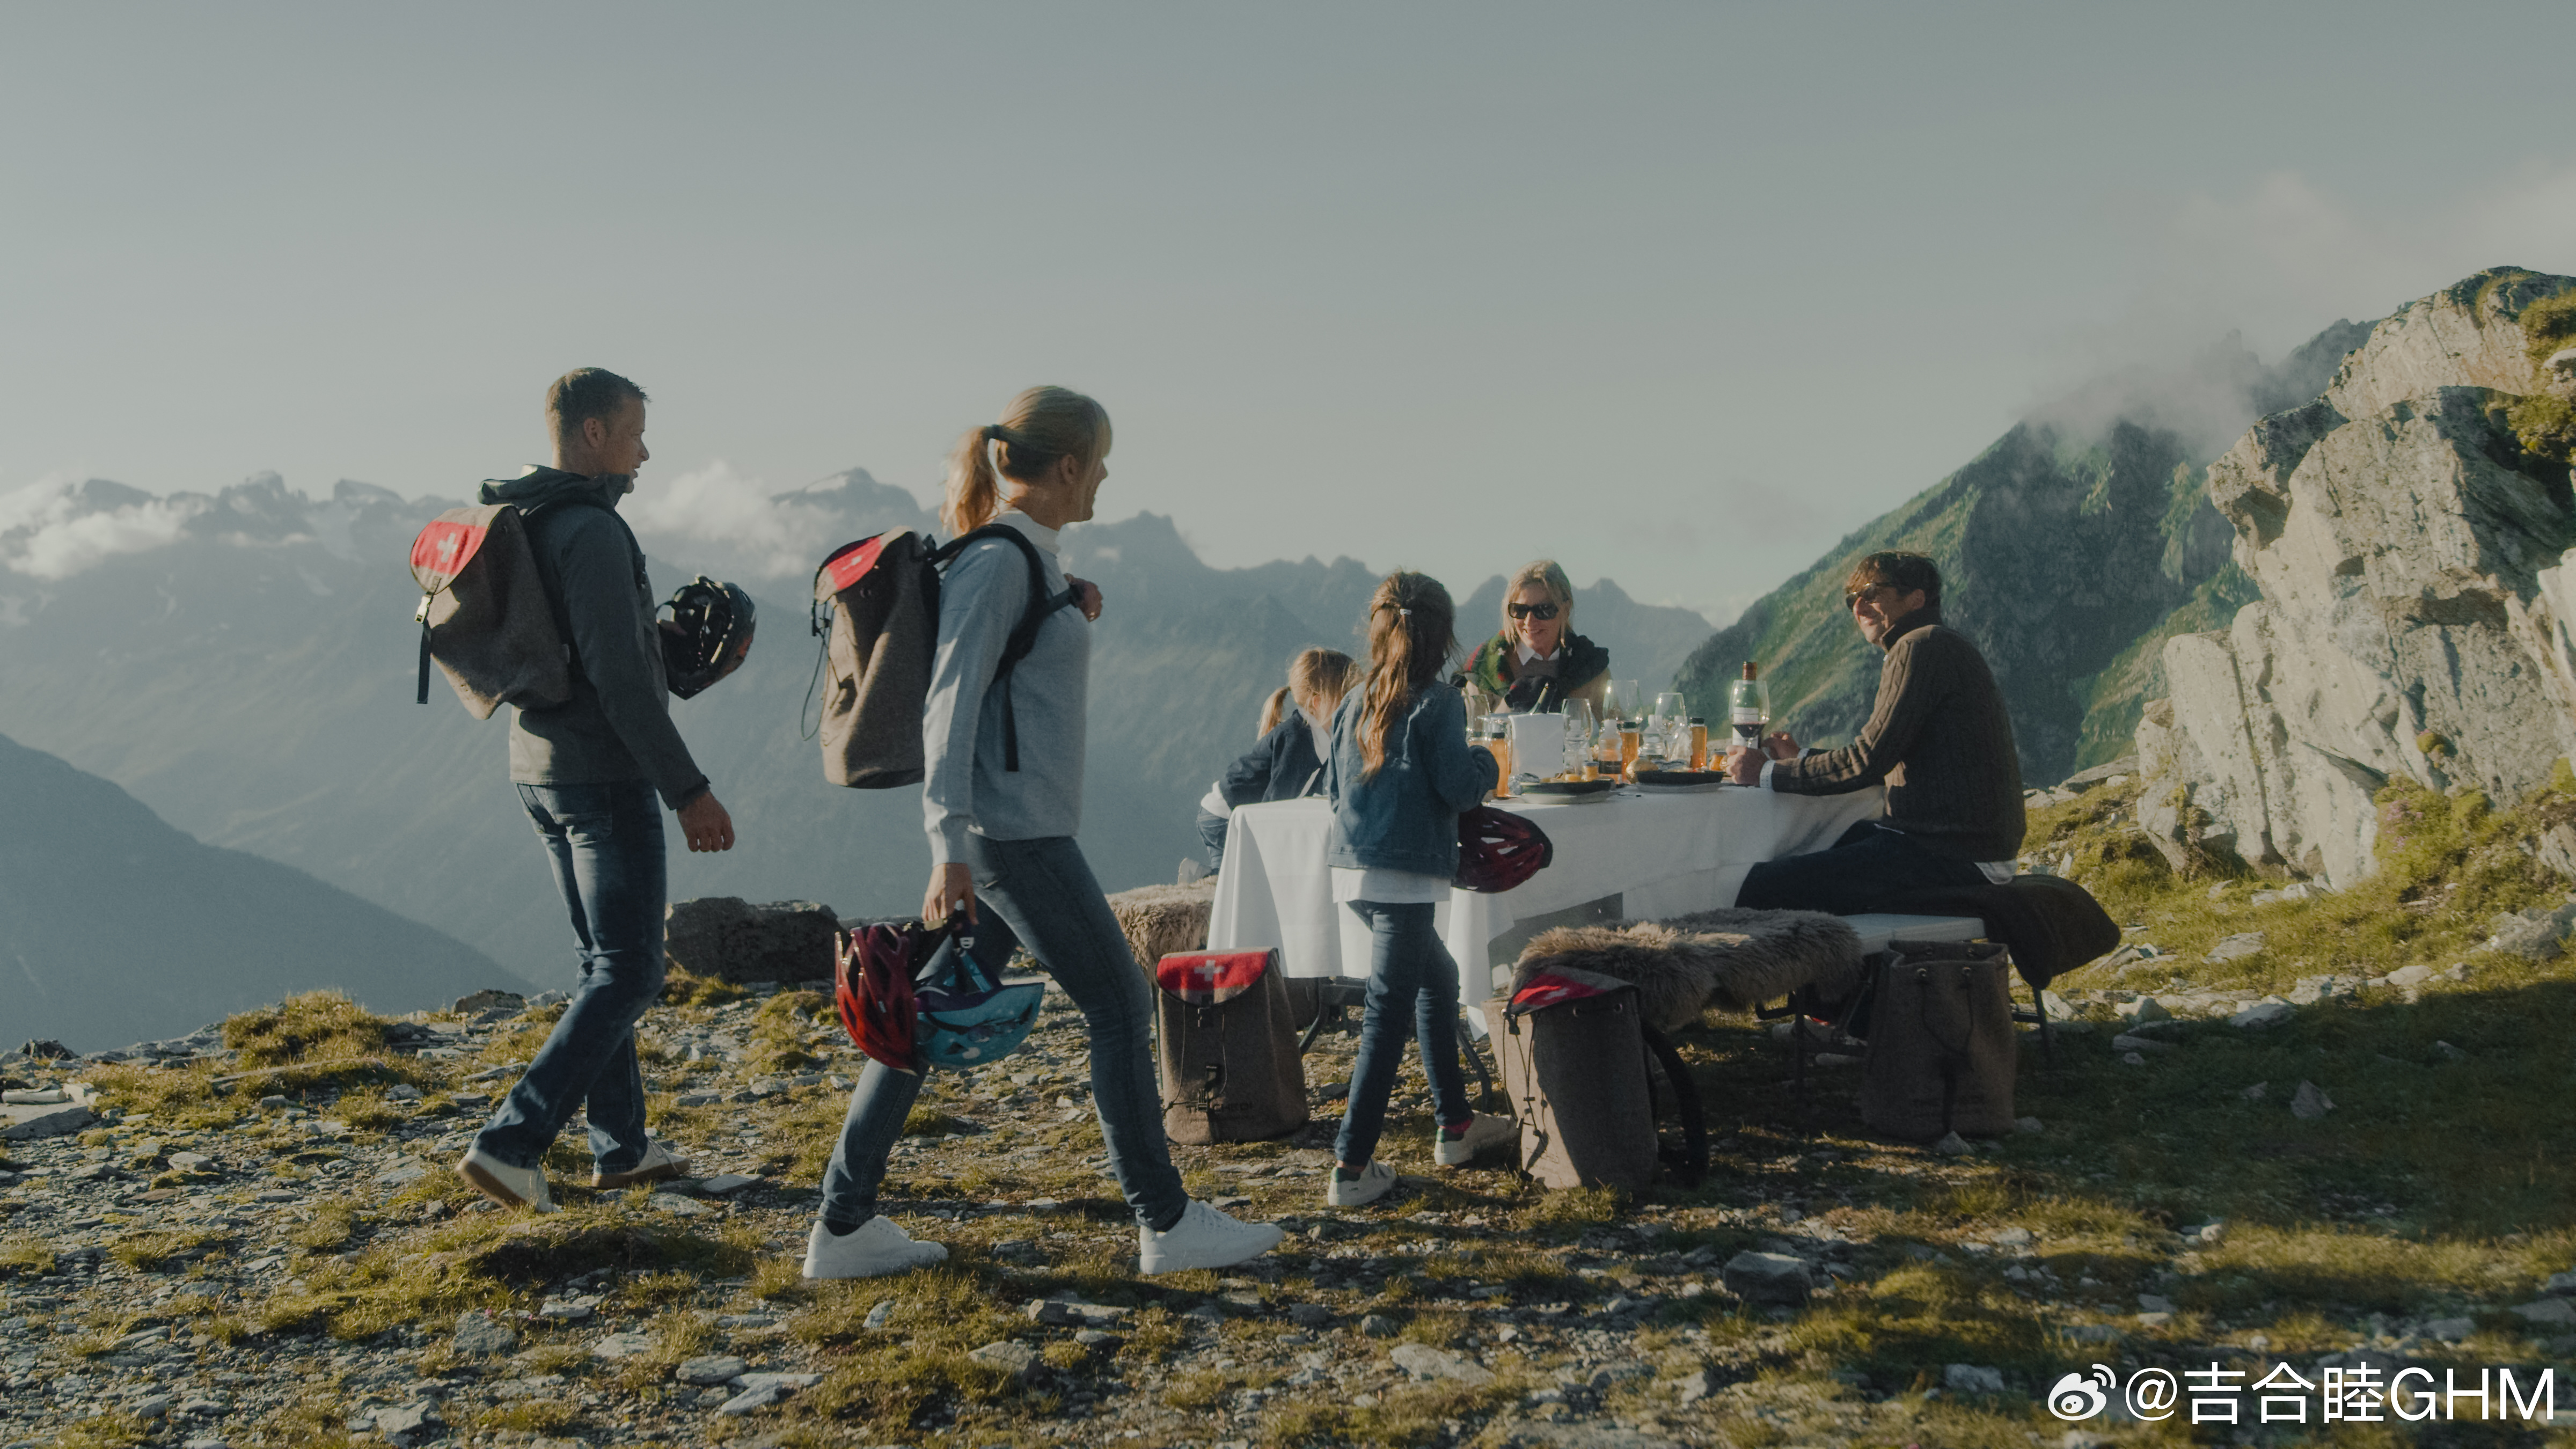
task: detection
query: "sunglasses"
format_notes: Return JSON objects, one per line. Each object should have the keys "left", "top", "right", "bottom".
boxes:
{"left": 1507, "top": 602, "right": 1561, "bottom": 621}
{"left": 1843, "top": 585, "right": 1897, "bottom": 611}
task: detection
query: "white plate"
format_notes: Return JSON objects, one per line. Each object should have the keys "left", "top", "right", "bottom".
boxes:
{"left": 1635, "top": 780, "right": 1732, "bottom": 795}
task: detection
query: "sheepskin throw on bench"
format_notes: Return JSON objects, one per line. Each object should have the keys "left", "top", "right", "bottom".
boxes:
{"left": 1511, "top": 908, "right": 1865, "bottom": 1034}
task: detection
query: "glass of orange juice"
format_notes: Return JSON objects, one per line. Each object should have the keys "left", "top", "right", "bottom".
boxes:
{"left": 1483, "top": 719, "right": 1513, "bottom": 798}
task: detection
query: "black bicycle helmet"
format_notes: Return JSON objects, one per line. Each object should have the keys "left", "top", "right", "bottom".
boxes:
{"left": 660, "top": 576, "right": 757, "bottom": 699}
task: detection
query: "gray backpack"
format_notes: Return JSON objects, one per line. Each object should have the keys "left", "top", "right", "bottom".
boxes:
{"left": 807, "top": 526, "right": 1073, "bottom": 788}
{"left": 1154, "top": 949, "right": 1308, "bottom": 1144}
{"left": 1858, "top": 939, "right": 2017, "bottom": 1140}
{"left": 408, "top": 503, "right": 573, "bottom": 718}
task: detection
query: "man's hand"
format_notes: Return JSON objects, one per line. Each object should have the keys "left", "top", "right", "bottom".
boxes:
{"left": 1066, "top": 575, "right": 1104, "bottom": 623}
{"left": 1724, "top": 746, "right": 1765, "bottom": 786}
{"left": 923, "top": 862, "right": 977, "bottom": 927}
{"left": 1763, "top": 730, "right": 1800, "bottom": 761}
{"left": 678, "top": 792, "right": 736, "bottom": 853}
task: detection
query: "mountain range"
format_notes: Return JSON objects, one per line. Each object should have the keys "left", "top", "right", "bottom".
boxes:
{"left": 0, "top": 465, "right": 1713, "bottom": 1037}
{"left": 0, "top": 731, "right": 498, "bottom": 1050}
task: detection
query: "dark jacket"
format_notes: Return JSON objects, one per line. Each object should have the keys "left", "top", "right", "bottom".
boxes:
{"left": 1220, "top": 714, "right": 1325, "bottom": 808}
{"left": 481, "top": 467, "right": 709, "bottom": 811}
{"left": 1323, "top": 682, "right": 1497, "bottom": 877}
{"left": 1463, "top": 630, "right": 1610, "bottom": 713}
{"left": 1768, "top": 605, "right": 2024, "bottom": 863}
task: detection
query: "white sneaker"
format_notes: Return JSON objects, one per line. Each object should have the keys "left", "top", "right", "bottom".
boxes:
{"left": 1324, "top": 1160, "right": 1399, "bottom": 1209}
{"left": 1138, "top": 1199, "right": 1286, "bottom": 1275}
{"left": 801, "top": 1217, "right": 948, "bottom": 1279}
{"left": 457, "top": 1145, "right": 558, "bottom": 1213}
{"left": 1434, "top": 1113, "right": 1519, "bottom": 1167}
{"left": 594, "top": 1138, "right": 691, "bottom": 1189}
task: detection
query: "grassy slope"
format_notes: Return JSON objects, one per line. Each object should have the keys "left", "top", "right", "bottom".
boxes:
{"left": 22, "top": 774, "right": 2576, "bottom": 1446}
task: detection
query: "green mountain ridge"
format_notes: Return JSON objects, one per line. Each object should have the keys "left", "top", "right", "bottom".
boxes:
{"left": 1675, "top": 319, "right": 2374, "bottom": 786}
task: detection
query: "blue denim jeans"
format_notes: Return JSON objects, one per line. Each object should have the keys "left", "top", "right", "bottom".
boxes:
{"left": 1333, "top": 900, "right": 1473, "bottom": 1168}
{"left": 1734, "top": 819, "right": 1991, "bottom": 915}
{"left": 819, "top": 835, "right": 1190, "bottom": 1232}
{"left": 474, "top": 780, "right": 667, "bottom": 1174}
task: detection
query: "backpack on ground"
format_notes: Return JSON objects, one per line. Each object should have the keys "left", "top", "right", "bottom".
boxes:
{"left": 1491, "top": 967, "right": 1657, "bottom": 1190}
{"left": 807, "top": 526, "right": 1077, "bottom": 788}
{"left": 408, "top": 503, "right": 575, "bottom": 717}
{"left": 1857, "top": 938, "right": 2016, "bottom": 1141}
{"left": 833, "top": 919, "right": 1046, "bottom": 1074}
{"left": 1153, "top": 949, "right": 1308, "bottom": 1144}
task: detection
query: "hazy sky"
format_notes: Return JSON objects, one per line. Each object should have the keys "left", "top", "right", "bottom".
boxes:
{"left": 5, "top": 3, "right": 2572, "bottom": 621}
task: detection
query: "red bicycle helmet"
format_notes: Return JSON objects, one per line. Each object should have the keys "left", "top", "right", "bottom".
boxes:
{"left": 1454, "top": 806, "right": 1553, "bottom": 894}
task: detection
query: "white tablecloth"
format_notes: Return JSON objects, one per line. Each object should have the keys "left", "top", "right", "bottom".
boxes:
{"left": 1205, "top": 784, "right": 1885, "bottom": 1001}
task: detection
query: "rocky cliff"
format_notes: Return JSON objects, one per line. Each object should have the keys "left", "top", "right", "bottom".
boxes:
{"left": 2138, "top": 268, "right": 2576, "bottom": 885}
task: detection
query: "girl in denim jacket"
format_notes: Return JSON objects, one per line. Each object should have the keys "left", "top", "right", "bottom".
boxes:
{"left": 1319, "top": 571, "right": 1519, "bottom": 1206}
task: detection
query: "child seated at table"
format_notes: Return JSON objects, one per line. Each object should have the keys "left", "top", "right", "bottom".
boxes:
{"left": 1195, "top": 648, "right": 1358, "bottom": 872}
{"left": 1318, "top": 571, "right": 1518, "bottom": 1208}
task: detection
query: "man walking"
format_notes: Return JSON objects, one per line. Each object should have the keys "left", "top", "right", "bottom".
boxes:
{"left": 457, "top": 368, "right": 736, "bottom": 1212}
{"left": 1726, "top": 550, "right": 2024, "bottom": 913}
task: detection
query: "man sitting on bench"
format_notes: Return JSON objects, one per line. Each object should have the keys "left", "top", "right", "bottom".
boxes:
{"left": 1724, "top": 551, "right": 2025, "bottom": 915}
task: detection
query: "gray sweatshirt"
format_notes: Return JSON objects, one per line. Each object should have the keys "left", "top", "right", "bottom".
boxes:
{"left": 481, "top": 467, "right": 711, "bottom": 811}
{"left": 921, "top": 511, "right": 1086, "bottom": 862}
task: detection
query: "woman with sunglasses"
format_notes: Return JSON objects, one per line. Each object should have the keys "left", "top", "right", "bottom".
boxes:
{"left": 1460, "top": 559, "right": 1611, "bottom": 713}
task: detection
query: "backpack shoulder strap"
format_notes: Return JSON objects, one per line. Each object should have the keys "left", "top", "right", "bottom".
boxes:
{"left": 930, "top": 524, "right": 1080, "bottom": 773}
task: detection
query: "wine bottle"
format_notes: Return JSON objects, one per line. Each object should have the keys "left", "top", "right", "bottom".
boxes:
{"left": 1728, "top": 662, "right": 1769, "bottom": 747}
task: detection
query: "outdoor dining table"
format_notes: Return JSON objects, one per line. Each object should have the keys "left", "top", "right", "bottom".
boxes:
{"left": 1204, "top": 783, "right": 1887, "bottom": 1011}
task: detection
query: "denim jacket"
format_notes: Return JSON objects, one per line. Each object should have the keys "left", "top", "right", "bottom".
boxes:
{"left": 1322, "top": 681, "right": 1498, "bottom": 877}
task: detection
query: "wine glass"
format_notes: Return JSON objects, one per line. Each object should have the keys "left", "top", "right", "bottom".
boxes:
{"left": 1560, "top": 698, "right": 1594, "bottom": 775}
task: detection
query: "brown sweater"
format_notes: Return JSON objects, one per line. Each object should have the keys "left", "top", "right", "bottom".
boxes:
{"left": 1770, "top": 607, "right": 2026, "bottom": 863}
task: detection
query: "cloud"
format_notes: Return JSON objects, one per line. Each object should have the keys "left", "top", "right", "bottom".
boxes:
{"left": 0, "top": 478, "right": 208, "bottom": 580}
{"left": 623, "top": 460, "right": 843, "bottom": 582}
{"left": 2023, "top": 160, "right": 2576, "bottom": 453}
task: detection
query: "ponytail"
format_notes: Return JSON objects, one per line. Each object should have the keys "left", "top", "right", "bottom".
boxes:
{"left": 1355, "top": 572, "right": 1458, "bottom": 779}
{"left": 1257, "top": 686, "right": 1291, "bottom": 737}
{"left": 940, "top": 426, "right": 1002, "bottom": 537}
{"left": 941, "top": 385, "right": 1110, "bottom": 538}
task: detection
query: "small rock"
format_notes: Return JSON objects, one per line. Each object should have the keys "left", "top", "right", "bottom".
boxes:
{"left": 699, "top": 1173, "right": 760, "bottom": 1196}
{"left": 2241, "top": 1081, "right": 2268, "bottom": 1101}
{"left": 717, "top": 1382, "right": 789, "bottom": 1416}
{"left": 2207, "top": 932, "right": 2266, "bottom": 963}
{"left": 2543, "top": 1269, "right": 2576, "bottom": 1297}
{"left": 1672, "top": 1366, "right": 1723, "bottom": 1405}
{"left": 2385, "top": 964, "right": 2435, "bottom": 988}
{"left": 0, "top": 1104, "right": 97, "bottom": 1140}
{"left": 2110, "top": 1033, "right": 2175, "bottom": 1053}
{"left": 652, "top": 1192, "right": 714, "bottom": 1217}
{"left": 2138, "top": 1293, "right": 2177, "bottom": 1313}
{"left": 130, "top": 1394, "right": 173, "bottom": 1420}
{"left": 1359, "top": 1314, "right": 1399, "bottom": 1337}
{"left": 1991, "top": 1226, "right": 2033, "bottom": 1247}
{"left": 1026, "top": 1298, "right": 1131, "bottom": 1328}
{"left": 1392, "top": 1342, "right": 1495, "bottom": 1385}
{"left": 2192, "top": 1220, "right": 2227, "bottom": 1246}
{"left": 536, "top": 1296, "right": 597, "bottom": 1322}
{"left": 2290, "top": 1080, "right": 2336, "bottom": 1119}
{"left": 2231, "top": 1001, "right": 2296, "bottom": 1030}
{"left": 372, "top": 1403, "right": 442, "bottom": 1447}
{"left": 2119, "top": 997, "right": 2171, "bottom": 1024}
{"left": 2425, "top": 1316, "right": 2476, "bottom": 1343}
{"left": 1944, "top": 1363, "right": 2006, "bottom": 1394}
{"left": 1721, "top": 1251, "right": 1813, "bottom": 1305}
{"left": 2514, "top": 1298, "right": 2576, "bottom": 1327}
{"left": 2062, "top": 1324, "right": 2122, "bottom": 1343}
{"left": 676, "top": 1354, "right": 748, "bottom": 1386}
{"left": 1933, "top": 1131, "right": 1972, "bottom": 1155}
{"left": 2431, "top": 1040, "right": 2469, "bottom": 1062}
{"left": 863, "top": 1301, "right": 895, "bottom": 1329}
{"left": 592, "top": 1331, "right": 657, "bottom": 1358}
{"left": 452, "top": 1309, "right": 515, "bottom": 1356}
{"left": 1285, "top": 1303, "right": 1333, "bottom": 1328}
{"left": 969, "top": 1341, "right": 1043, "bottom": 1382}
{"left": 2015, "top": 1116, "right": 2043, "bottom": 1134}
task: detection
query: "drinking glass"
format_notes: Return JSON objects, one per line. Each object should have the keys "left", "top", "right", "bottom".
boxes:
{"left": 1651, "top": 690, "right": 1684, "bottom": 735}
{"left": 1604, "top": 678, "right": 1640, "bottom": 723}
{"left": 1462, "top": 688, "right": 1489, "bottom": 743}
{"left": 1481, "top": 717, "right": 1513, "bottom": 799}
{"left": 1559, "top": 699, "right": 1595, "bottom": 777}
